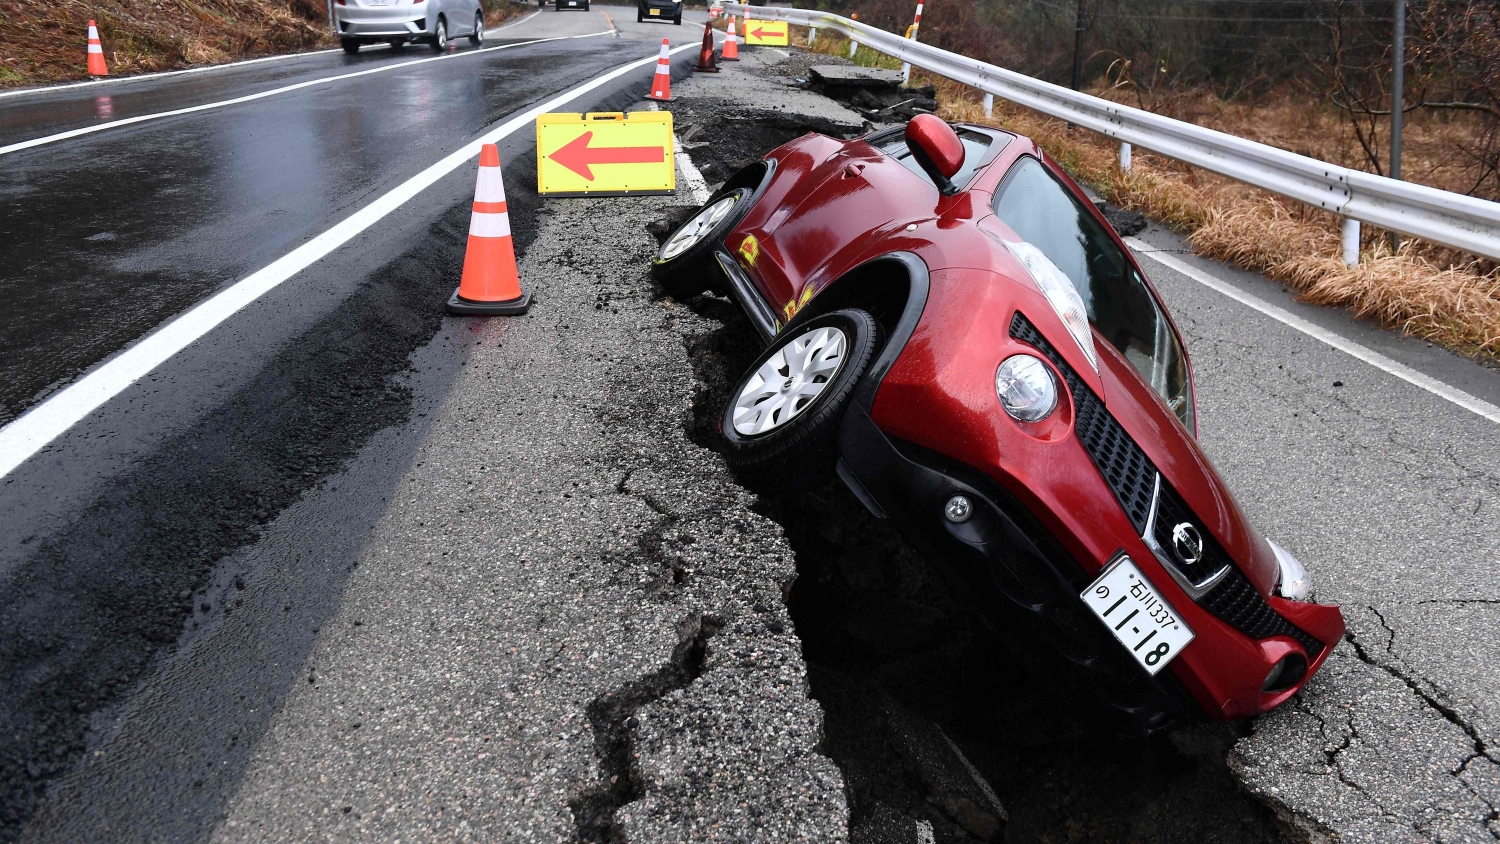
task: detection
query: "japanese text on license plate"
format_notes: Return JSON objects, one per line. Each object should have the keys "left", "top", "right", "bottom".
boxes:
{"left": 1080, "top": 556, "right": 1195, "bottom": 675}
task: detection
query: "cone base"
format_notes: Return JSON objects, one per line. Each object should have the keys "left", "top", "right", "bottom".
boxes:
{"left": 447, "top": 287, "right": 532, "bottom": 315}
{"left": 693, "top": 65, "right": 721, "bottom": 72}
{"left": 645, "top": 94, "right": 677, "bottom": 102}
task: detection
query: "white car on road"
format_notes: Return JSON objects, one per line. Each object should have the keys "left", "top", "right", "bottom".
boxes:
{"left": 334, "top": 0, "right": 486, "bottom": 53}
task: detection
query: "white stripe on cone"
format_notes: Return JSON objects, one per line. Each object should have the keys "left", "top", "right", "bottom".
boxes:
{"left": 470, "top": 211, "right": 511, "bottom": 238}
{"left": 475, "top": 166, "right": 505, "bottom": 202}
{"left": 89, "top": 44, "right": 104, "bottom": 54}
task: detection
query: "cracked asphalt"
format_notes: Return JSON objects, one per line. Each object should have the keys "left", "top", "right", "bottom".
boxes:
{"left": 2, "top": 11, "right": 1498, "bottom": 843}
{"left": 1129, "top": 230, "right": 1500, "bottom": 843}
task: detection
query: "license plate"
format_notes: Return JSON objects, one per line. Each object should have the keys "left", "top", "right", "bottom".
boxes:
{"left": 649, "top": 7, "right": 659, "bottom": 13}
{"left": 1081, "top": 556, "right": 1194, "bottom": 675}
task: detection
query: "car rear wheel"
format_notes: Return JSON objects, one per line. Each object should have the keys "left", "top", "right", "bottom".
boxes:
{"left": 470, "top": 12, "right": 484, "bottom": 44}
{"left": 341, "top": 38, "right": 360, "bottom": 54}
{"left": 430, "top": 18, "right": 447, "bottom": 50}
{"left": 719, "top": 309, "right": 883, "bottom": 489}
{"left": 637, "top": 5, "right": 645, "bottom": 20}
{"left": 673, "top": 11, "right": 682, "bottom": 23}
{"left": 650, "top": 188, "right": 751, "bottom": 299}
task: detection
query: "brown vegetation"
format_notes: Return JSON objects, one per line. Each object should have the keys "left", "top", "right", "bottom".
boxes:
{"left": 0, "top": 0, "right": 526, "bottom": 88}
{"left": 792, "top": 26, "right": 1500, "bottom": 361}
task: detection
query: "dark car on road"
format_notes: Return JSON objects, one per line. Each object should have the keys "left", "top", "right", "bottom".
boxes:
{"left": 637, "top": 0, "right": 683, "bottom": 24}
{"left": 651, "top": 115, "right": 1346, "bottom": 731}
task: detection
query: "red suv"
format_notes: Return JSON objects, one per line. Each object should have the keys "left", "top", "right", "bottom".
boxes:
{"left": 652, "top": 115, "right": 1344, "bottom": 730}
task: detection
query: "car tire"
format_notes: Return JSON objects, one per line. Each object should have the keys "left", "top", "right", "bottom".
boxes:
{"left": 673, "top": 12, "right": 682, "bottom": 23}
{"left": 719, "top": 309, "right": 884, "bottom": 489}
{"left": 430, "top": 17, "right": 447, "bottom": 50}
{"left": 637, "top": 5, "right": 645, "bottom": 21}
{"left": 341, "top": 38, "right": 360, "bottom": 54}
{"left": 470, "top": 12, "right": 484, "bottom": 44}
{"left": 650, "top": 188, "right": 752, "bottom": 299}
{"left": 387, "top": 37, "right": 406, "bottom": 48}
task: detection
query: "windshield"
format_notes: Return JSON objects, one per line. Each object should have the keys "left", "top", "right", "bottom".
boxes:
{"left": 993, "top": 157, "right": 1193, "bottom": 429}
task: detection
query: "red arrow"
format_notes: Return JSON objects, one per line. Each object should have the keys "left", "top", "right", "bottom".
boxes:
{"left": 550, "top": 131, "right": 664, "bottom": 181}
{"left": 749, "top": 25, "right": 771, "bottom": 39}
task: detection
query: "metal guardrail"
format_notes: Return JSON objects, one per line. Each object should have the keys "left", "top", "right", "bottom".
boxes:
{"left": 723, "top": 3, "right": 1500, "bottom": 264}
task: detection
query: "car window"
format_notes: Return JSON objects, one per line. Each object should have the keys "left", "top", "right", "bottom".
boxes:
{"left": 873, "top": 129, "right": 994, "bottom": 190}
{"left": 993, "top": 156, "right": 1193, "bottom": 429}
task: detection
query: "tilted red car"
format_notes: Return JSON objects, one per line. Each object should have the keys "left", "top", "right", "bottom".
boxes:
{"left": 651, "top": 115, "right": 1344, "bottom": 730}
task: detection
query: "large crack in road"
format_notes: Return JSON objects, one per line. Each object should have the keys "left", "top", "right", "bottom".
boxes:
{"left": 670, "top": 279, "right": 1287, "bottom": 843}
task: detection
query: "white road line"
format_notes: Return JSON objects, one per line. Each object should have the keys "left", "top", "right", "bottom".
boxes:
{"left": 0, "top": 41, "right": 701, "bottom": 480}
{"left": 0, "top": 11, "right": 543, "bottom": 102}
{"left": 0, "top": 25, "right": 604, "bottom": 158}
{"left": 1126, "top": 237, "right": 1500, "bottom": 426}
{"left": 675, "top": 140, "right": 711, "bottom": 204}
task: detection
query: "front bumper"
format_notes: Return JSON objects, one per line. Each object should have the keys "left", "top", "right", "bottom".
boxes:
{"left": 334, "top": 5, "right": 433, "bottom": 36}
{"left": 830, "top": 266, "right": 1343, "bottom": 727}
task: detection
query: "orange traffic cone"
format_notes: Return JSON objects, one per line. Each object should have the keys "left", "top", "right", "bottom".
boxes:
{"left": 721, "top": 17, "right": 739, "bottom": 60}
{"left": 693, "top": 21, "right": 720, "bottom": 73}
{"left": 86, "top": 20, "right": 108, "bottom": 77}
{"left": 645, "top": 37, "right": 674, "bottom": 102}
{"left": 447, "top": 144, "right": 531, "bottom": 315}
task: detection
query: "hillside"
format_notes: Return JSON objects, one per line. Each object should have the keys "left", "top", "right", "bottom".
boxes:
{"left": 0, "top": 0, "right": 522, "bottom": 88}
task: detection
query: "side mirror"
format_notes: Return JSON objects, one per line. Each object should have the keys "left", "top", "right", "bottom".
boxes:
{"left": 905, "top": 114, "right": 965, "bottom": 195}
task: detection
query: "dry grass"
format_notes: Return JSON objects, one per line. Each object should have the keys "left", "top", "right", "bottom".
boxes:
{"left": 790, "top": 27, "right": 1500, "bottom": 362}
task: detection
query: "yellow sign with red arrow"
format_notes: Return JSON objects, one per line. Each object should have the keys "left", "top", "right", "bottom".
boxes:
{"left": 744, "top": 19, "right": 789, "bottom": 46}
{"left": 536, "top": 111, "right": 676, "bottom": 196}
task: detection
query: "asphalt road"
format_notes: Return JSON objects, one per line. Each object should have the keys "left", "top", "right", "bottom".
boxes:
{"left": 1, "top": 10, "right": 1498, "bottom": 844}
{"left": 0, "top": 8, "right": 805, "bottom": 840}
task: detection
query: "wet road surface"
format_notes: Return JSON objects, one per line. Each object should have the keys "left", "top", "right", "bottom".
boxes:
{"left": 3, "top": 12, "right": 1499, "bottom": 844}
{"left": 0, "top": 7, "right": 715, "bottom": 838}
{"left": 0, "top": 13, "right": 652, "bottom": 427}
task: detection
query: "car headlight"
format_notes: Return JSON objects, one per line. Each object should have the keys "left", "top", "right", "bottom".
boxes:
{"left": 1004, "top": 240, "right": 1098, "bottom": 372}
{"left": 996, "top": 354, "right": 1058, "bottom": 422}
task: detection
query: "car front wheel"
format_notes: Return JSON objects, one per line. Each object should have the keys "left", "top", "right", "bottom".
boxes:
{"left": 341, "top": 38, "right": 360, "bottom": 54}
{"left": 470, "top": 12, "right": 484, "bottom": 44}
{"left": 430, "top": 18, "right": 447, "bottom": 50}
{"left": 719, "top": 309, "right": 883, "bottom": 489}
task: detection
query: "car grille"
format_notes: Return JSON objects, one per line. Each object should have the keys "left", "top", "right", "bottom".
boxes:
{"left": 1199, "top": 569, "right": 1325, "bottom": 657}
{"left": 1153, "top": 480, "right": 1232, "bottom": 588}
{"left": 1009, "top": 311, "right": 1324, "bottom": 656}
{"left": 1008, "top": 313, "right": 1154, "bottom": 531}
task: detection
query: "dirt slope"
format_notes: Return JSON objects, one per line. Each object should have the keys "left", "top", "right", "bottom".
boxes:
{"left": 0, "top": 0, "right": 522, "bottom": 88}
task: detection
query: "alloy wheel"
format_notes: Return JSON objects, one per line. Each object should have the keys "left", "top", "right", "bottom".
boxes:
{"left": 660, "top": 195, "right": 737, "bottom": 261}
{"left": 732, "top": 326, "right": 848, "bottom": 436}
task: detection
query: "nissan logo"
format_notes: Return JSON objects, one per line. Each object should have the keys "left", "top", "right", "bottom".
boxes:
{"left": 1171, "top": 522, "right": 1205, "bottom": 567}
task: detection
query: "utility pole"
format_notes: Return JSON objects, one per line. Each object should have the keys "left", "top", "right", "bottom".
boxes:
{"left": 1389, "top": 0, "right": 1405, "bottom": 249}
{"left": 1071, "top": 0, "right": 1086, "bottom": 90}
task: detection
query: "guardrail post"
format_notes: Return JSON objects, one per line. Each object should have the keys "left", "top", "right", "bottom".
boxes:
{"left": 1341, "top": 218, "right": 1361, "bottom": 266}
{"left": 1119, "top": 142, "right": 1131, "bottom": 173}
{"left": 983, "top": 93, "right": 993, "bottom": 118}
{"left": 808, "top": 26, "right": 816, "bottom": 45}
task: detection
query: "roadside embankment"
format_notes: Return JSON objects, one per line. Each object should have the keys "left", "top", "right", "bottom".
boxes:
{"left": 0, "top": 0, "right": 528, "bottom": 87}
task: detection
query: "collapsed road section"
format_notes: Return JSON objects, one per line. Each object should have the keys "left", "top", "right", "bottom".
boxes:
{"left": 9, "top": 21, "right": 1497, "bottom": 844}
